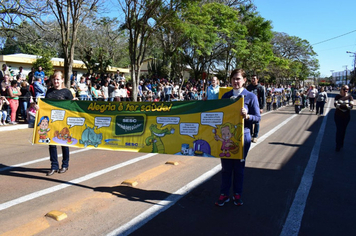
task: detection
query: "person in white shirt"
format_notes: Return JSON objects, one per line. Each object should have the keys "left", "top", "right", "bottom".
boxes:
{"left": 77, "top": 76, "right": 88, "bottom": 100}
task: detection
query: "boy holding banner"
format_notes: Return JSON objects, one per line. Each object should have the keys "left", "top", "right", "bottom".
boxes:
{"left": 215, "top": 69, "right": 261, "bottom": 207}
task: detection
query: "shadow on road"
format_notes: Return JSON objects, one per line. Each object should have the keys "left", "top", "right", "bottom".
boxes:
{"left": 94, "top": 185, "right": 178, "bottom": 205}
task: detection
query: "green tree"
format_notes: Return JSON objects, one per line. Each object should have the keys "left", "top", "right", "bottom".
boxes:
{"left": 235, "top": 4, "right": 274, "bottom": 78}
{"left": 178, "top": 2, "right": 246, "bottom": 82}
{"left": 0, "top": 0, "right": 46, "bottom": 34}
{"left": 47, "top": 0, "right": 99, "bottom": 88}
{"left": 119, "top": 0, "right": 188, "bottom": 101}
{"left": 270, "top": 32, "right": 319, "bottom": 84}
{"left": 76, "top": 17, "right": 128, "bottom": 74}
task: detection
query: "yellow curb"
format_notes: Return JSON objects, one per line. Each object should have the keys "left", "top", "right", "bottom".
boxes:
{"left": 45, "top": 210, "right": 67, "bottom": 221}
{"left": 121, "top": 179, "right": 138, "bottom": 187}
{"left": 165, "top": 161, "right": 179, "bottom": 166}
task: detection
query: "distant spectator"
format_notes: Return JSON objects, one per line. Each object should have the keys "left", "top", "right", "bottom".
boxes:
{"left": 77, "top": 76, "right": 88, "bottom": 101}
{"left": 101, "top": 80, "right": 109, "bottom": 101}
{"left": 69, "top": 80, "right": 77, "bottom": 98}
{"left": 34, "top": 66, "right": 45, "bottom": 84}
{"left": 204, "top": 76, "right": 220, "bottom": 100}
{"left": 27, "top": 101, "right": 38, "bottom": 128}
{"left": 0, "top": 96, "right": 10, "bottom": 125}
{"left": 0, "top": 64, "right": 9, "bottom": 82}
{"left": 164, "top": 81, "right": 173, "bottom": 101}
{"left": 108, "top": 80, "right": 116, "bottom": 102}
{"left": 7, "top": 80, "right": 22, "bottom": 125}
{"left": 34, "top": 77, "right": 46, "bottom": 99}
{"left": 20, "top": 81, "right": 31, "bottom": 121}
{"left": 17, "top": 66, "right": 26, "bottom": 81}
{"left": 28, "top": 67, "right": 35, "bottom": 84}
{"left": 1, "top": 75, "right": 11, "bottom": 96}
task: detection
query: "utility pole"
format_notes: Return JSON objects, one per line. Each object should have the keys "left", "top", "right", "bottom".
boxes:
{"left": 330, "top": 70, "right": 334, "bottom": 85}
{"left": 346, "top": 51, "right": 356, "bottom": 86}
{"left": 343, "top": 65, "right": 348, "bottom": 85}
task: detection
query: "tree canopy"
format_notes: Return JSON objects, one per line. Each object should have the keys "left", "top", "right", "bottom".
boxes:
{"left": 0, "top": 0, "right": 321, "bottom": 90}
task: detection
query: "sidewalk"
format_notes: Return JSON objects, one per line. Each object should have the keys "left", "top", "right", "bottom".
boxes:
{"left": 0, "top": 124, "right": 29, "bottom": 132}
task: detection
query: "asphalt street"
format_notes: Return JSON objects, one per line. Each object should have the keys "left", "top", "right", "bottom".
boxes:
{"left": 0, "top": 93, "right": 355, "bottom": 236}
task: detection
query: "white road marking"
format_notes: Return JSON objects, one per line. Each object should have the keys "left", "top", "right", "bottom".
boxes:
{"left": 2, "top": 101, "right": 328, "bottom": 235}
{"left": 0, "top": 153, "right": 157, "bottom": 211}
{"left": 107, "top": 165, "right": 222, "bottom": 236}
{"left": 0, "top": 149, "right": 89, "bottom": 172}
{"left": 107, "top": 107, "right": 299, "bottom": 236}
{"left": 280, "top": 98, "right": 332, "bottom": 236}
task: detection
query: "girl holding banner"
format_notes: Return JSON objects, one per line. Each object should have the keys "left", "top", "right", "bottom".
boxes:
{"left": 215, "top": 69, "right": 261, "bottom": 207}
{"left": 44, "top": 71, "right": 74, "bottom": 176}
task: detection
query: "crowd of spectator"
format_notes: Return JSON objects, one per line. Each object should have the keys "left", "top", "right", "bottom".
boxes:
{"left": 1, "top": 62, "right": 356, "bottom": 126}
{"left": 68, "top": 70, "right": 221, "bottom": 102}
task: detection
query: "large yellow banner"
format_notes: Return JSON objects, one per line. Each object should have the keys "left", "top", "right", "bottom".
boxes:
{"left": 33, "top": 97, "right": 244, "bottom": 159}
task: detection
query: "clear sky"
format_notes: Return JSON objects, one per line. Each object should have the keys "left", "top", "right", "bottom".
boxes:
{"left": 253, "top": 0, "right": 356, "bottom": 77}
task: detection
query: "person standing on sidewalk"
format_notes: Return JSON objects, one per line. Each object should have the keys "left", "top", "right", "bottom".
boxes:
{"left": 334, "top": 85, "right": 353, "bottom": 152}
{"left": 215, "top": 69, "right": 261, "bottom": 207}
{"left": 246, "top": 75, "right": 265, "bottom": 143}
{"left": 7, "top": 80, "right": 22, "bottom": 125}
{"left": 45, "top": 71, "right": 74, "bottom": 176}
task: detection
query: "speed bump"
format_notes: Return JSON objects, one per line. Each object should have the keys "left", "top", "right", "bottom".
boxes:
{"left": 121, "top": 179, "right": 138, "bottom": 187}
{"left": 165, "top": 161, "right": 179, "bottom": 165}
{"left": 45, "top": 210, "right": 67, "bottom": 221}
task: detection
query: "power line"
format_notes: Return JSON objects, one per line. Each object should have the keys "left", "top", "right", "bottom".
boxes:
{"left": 312, "top": 29, "right": 356, "bottom": 46}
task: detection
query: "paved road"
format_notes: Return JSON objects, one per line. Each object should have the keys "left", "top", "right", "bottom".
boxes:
{"left": 0, "top": 93, "right": 355, "bottom": 236}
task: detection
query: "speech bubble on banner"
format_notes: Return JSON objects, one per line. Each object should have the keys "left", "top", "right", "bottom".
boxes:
{"left": 50, "top": 110, "right": 65, "bottom": 122}
{"left": 156, "top": 117, "right": 180, "bottom": 127}
{"left": 95, "top": 117, "right": 112, "bottom": 129}
{"left": 201, "top": 112, "right": 223, "bottom": 128}
{"left": 180, "top": 123, "right": 199, "bottom": 138}
{"left": 67, "top": 117, "right": 85, "bottom": 128}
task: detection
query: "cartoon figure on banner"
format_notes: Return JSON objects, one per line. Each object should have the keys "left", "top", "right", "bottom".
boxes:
{"left": 79, "top": 125, "right": 103, "bottom": 148}
{"left": 37, "top": 116, "right": 51, "bottom": 143}
{"left": 178, "top": 140, "right": 213, "bottom": 157}
{"left": 181, "top": 143, "right": 192, "bottom": 155}
{"left": 53, "top": 127, "right": 78, "bottom": 145}
{"left": 145, "top": 124, "right": 175, "bottom": 153}
{"left": 213, "top": 122, "right": 242, "bottom": 157}
{"left": 193, "top": 139, "right": 211, "bottom": 156}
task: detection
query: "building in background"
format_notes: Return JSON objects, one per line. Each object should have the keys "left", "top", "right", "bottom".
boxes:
{"left": 0, "top": 53, "right": 129, "bottom": 81}
{"left": 332, "top": 70, "right": 351, "bottom": 85}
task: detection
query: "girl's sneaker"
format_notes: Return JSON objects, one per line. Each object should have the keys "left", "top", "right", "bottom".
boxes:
{"left": 215, "top": 194, "right": 230, "bottom": 207}
{"left": 233, "top": 193, "right": 243, "bottom": 206}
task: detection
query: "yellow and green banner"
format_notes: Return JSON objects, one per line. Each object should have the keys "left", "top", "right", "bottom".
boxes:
{"left": 33, "top": 97, "right": 244, "bottom": 159}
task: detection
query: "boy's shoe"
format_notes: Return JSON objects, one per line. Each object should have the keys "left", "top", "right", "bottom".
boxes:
{"left": 215, "top": 194, "right": 230, "bottom": 207}
{"left": 233, "top": 193, "right": 243, "bottom": 206}
{"left": 252, "top": 138, "right": 258, "bottom": 143}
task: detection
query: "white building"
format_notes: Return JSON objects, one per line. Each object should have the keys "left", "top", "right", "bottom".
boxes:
{"left": 0, "top": 53, "right": 129, "bottom": 80}
{"left": 332, "top": 70, "right": 351, "bottom": 85}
